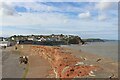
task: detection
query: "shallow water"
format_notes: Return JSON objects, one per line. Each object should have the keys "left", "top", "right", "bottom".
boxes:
{"left": 61, "top": 41, "right": 118, "bottom": 62}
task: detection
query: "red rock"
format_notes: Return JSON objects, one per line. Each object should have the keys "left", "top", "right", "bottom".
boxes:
{"left": 28, "top": 45, "right": 99, "bottom": 78}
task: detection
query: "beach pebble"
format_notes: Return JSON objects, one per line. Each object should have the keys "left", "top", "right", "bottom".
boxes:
{"left": 75, "top": 62, "right": 84, "bottom": 66}
{"left": 90, "top": 71, "right": 94, "bottom": 74}
{"left": 83, "top": 58, "right": 87, "bottom": 60}
{"left": 96, "top": 58, "right": 102, "bottom": 62}
{"left": 89, "top": 73, "right": 96, "bottom": 77}
{"left": 109, "top": 73, "right": 115, "bottom": 79}
{"left": 90, "top": 64, "right": 93, "bottom": 66}
{"left": 89, "top": 71, "right": 96, "bottom": 77}
{"left": 80, "top": 57, "right": 87, "bottom": 60}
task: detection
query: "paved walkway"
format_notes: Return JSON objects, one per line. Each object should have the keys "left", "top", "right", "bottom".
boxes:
{"left": 2, "top": 47, "right": 26, "bottom": 78}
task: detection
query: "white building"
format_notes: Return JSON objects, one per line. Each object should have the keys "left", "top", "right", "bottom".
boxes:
{"left": 16, "top": 40, "right": 19, "bottom": 44}
{"left": 0, "top": 41, "right": 10, "bottom": 47}
{"left": 11, "top": 37, "right": 15, "bottom": 40}
{"left": 28, "top": 37, "right": 34, "bottom": 40}
{"left": 28, "top": 37, "right": 36, "bottom": 41}
{"left": 38, "top": 37, "right": 46, "bottom": 41}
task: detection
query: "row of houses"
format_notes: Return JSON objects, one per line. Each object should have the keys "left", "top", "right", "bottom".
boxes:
{"left": 0, "top": 34, "right": 83, "bottom": 46}
{"left": 18, "top": 40, "right": 66, "bottom": 46}
{"left": 10, "top": 34, "right": 71, "bottom": 42}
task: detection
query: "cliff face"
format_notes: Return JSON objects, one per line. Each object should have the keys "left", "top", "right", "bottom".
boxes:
{"left": 18, "top": 45, "right": 99, "bottom": 78}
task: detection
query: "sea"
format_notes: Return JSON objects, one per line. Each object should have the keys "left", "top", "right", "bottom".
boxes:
{"left": 61, "top": 41, "right": 118, "bottom": 62}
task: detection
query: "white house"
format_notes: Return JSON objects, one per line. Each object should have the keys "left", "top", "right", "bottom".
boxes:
{"left": 16, "top": 40, "right": 19, "bottom": 44}
{"left": 11, "top": 37, "right": 15, "bottom": 40}
{"left": 28, "top": 37, "right": 34, "bottom": 40}
{"left": 0, "top": 41, "right": 10, "bottom": 47}
{"left": 38, "top": 37, "right": 46, "bottom": 41}
{"left": 27, "top": 37, "right": 36, "bottom": 41}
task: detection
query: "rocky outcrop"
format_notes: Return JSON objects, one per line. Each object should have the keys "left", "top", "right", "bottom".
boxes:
{"left": 27, "top": 45, "right": 100, "bottom": 78}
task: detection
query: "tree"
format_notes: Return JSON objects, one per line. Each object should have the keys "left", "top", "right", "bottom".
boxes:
{"left": 60, "top": 34, "right": 64, "bottom": 37}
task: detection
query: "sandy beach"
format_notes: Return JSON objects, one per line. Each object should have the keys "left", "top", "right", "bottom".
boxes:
{"left": 2, "top": 43, "right": 118, "bottom": 79}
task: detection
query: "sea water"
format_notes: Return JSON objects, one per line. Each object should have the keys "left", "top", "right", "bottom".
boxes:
{"left": 80, "top": 41, "right": 118, "bottom": 62}
{"left": 62, "top": 41, "right": 118, "bottom": 62}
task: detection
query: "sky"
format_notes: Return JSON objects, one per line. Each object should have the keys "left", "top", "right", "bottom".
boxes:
{"left": 0, "top": 0, "right": 118, "bottom": 40}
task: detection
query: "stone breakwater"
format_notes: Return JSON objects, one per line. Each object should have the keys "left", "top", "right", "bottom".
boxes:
{"left": 19, "top": 45, "right": 100, "bottom": 78}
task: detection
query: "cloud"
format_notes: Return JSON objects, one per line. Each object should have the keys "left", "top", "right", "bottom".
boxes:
{"left": 96, "top": 2, "right": 112, "bottom": 11}
{"left": 0, "top": 0, "right": 119, "bottom": 2}
{"left": 0, "top": 2, "right": 118, "bottom": 39}
{"left": 19, "top": 2, "right": 58, "bottom": 12}
{"left": 0, "top": 2, "right": 18, "bottom": 16}
{"left": 98, "top": 15, "right": 107, "bottom": 21}
{"left": 95, "top": 2, "right": 117, "bottom": 21}
{"left": 78, "top": 11, "right": 91, "bottom": 19}
{"left": 0, "top": 1, "right": 59, "bottom": 17}
{"left": 1, "top": 12, "right": 68, "bottom": 26}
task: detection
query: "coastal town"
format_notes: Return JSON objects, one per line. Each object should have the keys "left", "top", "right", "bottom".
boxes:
{"left": 0, "top": 34, "right": 84, "bottom": 47}
{"left": 0, "top": 34, "right": 108, "bottom": 48}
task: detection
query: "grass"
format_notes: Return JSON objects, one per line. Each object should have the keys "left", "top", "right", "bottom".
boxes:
{"left": 22, "top": 63, "right": 29, "bottom": 80}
